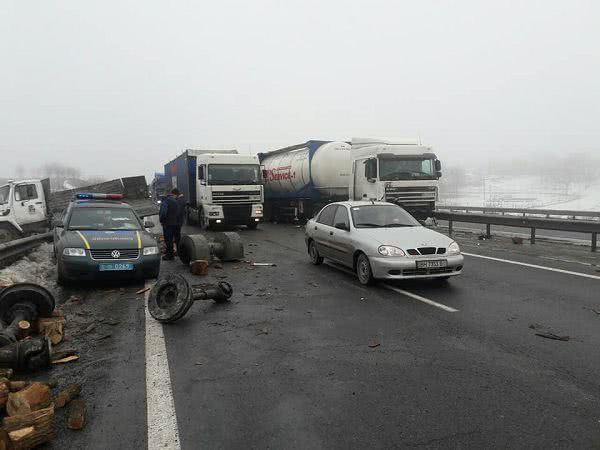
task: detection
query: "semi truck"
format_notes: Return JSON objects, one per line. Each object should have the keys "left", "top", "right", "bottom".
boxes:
{"left": 164, "top": 149, "right": 264, "bottom": 230}
{"left": 259, "top": 138, "right": 442, "bottom": 221}
{"left": 0, "top": 176, "right": 155, "bottom": 243}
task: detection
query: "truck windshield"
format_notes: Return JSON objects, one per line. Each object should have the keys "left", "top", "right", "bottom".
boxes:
{"left": 208, "top": 165, "right": 261, "bottom": 185}
{"left": 379, "top": 158, "right": 437, "bottom": 181}
{"left": 68, "top": 208, "right": 142, "bottom": 231}
{"left": 0, "top": 186, "right": 9, "bottom": 205}
{"left": 350, "top": 205, "right": 420, "bottom": 228}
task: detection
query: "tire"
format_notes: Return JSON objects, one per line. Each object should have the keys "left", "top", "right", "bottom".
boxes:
{"left": 308, "top": 240, "right": 323, "bottom": 265}
{"left": 356, "top": 253, "right": 374, "bottom": 285}
{"left": 246, "top": 222, "right": 258, "bottom": 230}
{"left": 56, "top": 262, "right": 68, "bottom": 286}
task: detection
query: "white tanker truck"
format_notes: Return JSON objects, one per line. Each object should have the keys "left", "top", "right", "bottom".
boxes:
{"left": 258, "top": 138, "right": 442, "bottom": 222}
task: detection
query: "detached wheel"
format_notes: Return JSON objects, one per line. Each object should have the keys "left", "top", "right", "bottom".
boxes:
{"left": 356, "top": 253, "right": 374, "bottom": 285}
{"left": 308, "top": 241, "right": 323, "bottom": 265}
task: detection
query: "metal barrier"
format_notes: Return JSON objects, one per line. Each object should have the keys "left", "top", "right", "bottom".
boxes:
{"left": 433, "top": 211, "right": 599, "bottom": 252}
{"left": 0, "top": 232, "right": 53, "bottom": 268}
{"left": 436, "top": 205, "right": 600, "bottom": 220}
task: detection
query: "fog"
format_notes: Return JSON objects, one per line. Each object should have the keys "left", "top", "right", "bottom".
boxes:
{"left": 1, "top": 0, "right": 599, "bottom": 179}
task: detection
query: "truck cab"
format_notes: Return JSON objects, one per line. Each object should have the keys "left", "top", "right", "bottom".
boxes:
{"left": 0, "top": 179, "right": 50, "bottom": 243}
{"left": 349, "top": 138, "right": 442, "bottom": 219}
{"left": 195, "top": 153, "right": 264, "bottom": 229}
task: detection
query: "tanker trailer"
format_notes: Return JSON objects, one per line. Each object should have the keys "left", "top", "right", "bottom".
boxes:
{"left": 258, "top": 141, "right": 351, "bottom": 222}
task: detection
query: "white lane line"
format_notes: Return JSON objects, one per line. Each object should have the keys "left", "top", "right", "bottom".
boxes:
{"left": 383, "top": 284, "right": 459, "bottom": 313}
{"left": 145, "top": 280, "right": 181, "bottom": 450}
{"left": 463, "top": 252, "right": 600, "bottom": 280}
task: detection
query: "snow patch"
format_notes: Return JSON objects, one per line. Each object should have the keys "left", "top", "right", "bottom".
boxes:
{"left": 0, "top": 243, "right": 57, "bottom": 288}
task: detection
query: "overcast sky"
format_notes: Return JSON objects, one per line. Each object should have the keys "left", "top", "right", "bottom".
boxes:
{"left": 1, "top": 0, "right": 599, "bottom": 179}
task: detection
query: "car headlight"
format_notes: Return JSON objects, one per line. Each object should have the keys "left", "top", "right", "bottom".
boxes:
{"left": 143, "top": 246, "right": 159, "bottom": 256}
{"left": 447, "top": 241, "right": 460, "bottom": 255}
{"left": 63, "top": 248, "right": 86, "bottom": 257}
{"left": 378, "top": 245, "right": 406, "bottom": 257}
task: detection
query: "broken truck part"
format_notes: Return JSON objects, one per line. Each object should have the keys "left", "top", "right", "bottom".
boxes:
{"left": 0, "top": 338, "right": 52, "bottom": 372}
{"left": 147, "top": 274, "right": 233, "bottom": 323}
{"left": 178, "top": 232, "right": 244, "bottom": 264}
{"left": 0, "top": 284, "right": 55, "bottom": 346}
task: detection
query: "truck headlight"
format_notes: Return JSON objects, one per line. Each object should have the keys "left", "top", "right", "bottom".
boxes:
{"left": 63, "top": 248, "right": 86, "bottom": 257}
{"left": 447, "top": 241, "right": 460, "bottom": 255}
{"left": 378, "top": 246, "right": 405, "bottom": 257}
{"left": 143, "top": 246, "right": 159, "bottom": 256}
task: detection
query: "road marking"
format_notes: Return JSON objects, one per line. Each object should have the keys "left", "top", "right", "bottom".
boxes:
{"left": 383, "top": 284, "right": 459, "bottom": 312}
{"left": 145, "top": 280, "right": 181, "bottom": 450}
{"left": 463, "top": 252, "right": 600, "bottom": 280}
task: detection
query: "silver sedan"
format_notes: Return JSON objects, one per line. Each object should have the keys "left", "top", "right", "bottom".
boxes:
{"left": 305, "top": 201, "right": 464, "bottom": 285}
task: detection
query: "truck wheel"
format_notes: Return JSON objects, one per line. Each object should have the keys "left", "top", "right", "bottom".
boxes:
{"left": 199, "top": 210, "right": 212, "bottom": 231}
{"left": 308, "top": 241, "right": 323, "bottom": 265}
{"left": 356, "top": 253, "right": 374, "bottom": 285}
{"left": 0, "top": 224, "right": 19, "bottom": 244}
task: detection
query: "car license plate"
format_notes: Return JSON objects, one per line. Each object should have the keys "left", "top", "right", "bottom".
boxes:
{"left": 98, "top": 263, "right": 134, "bottom": 271}
{"left": 416, "top": 259, "right": 447, "bottom": 269}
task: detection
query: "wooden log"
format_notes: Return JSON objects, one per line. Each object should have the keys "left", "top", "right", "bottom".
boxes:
{"left": 6, "top": 383, "right": 51, "bottom": 417}
{"left": 3, "top": 404, "right": 55, "bottom": 449}
{"left": 8, "top": 381, "right": 31, "bottom": 393}
{"left": 190, "top": 260, "right": 209, "bottom": 276}
{"left": 54, "top": 384, "right": 81, "bottom": 408}
{"left": 0, "top": 382, "right": 9, "bottom": 409}
{"left": 67, "top": 399, "right": 86, "bottom": 430}
{"left": 34, "top": 317, "right": 66, "bottom": 345}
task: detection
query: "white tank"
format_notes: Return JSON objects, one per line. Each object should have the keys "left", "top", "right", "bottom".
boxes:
{"left": 262, "top": 142, "right": 351, "bottom": 198}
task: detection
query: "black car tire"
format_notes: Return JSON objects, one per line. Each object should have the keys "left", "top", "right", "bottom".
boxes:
{"left": 56, "top": 262, "right": 68, "bottom": 286}
{"left": 308, "top": 240, "right": 323, "bottom": 265}
{"left": 356, "top": 253, "right": 374, "bottom": 285}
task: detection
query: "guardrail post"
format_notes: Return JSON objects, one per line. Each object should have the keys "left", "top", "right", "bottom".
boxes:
{"left": 592, "top": 232, "right": 597, "bottom": 252}
{"left": 530, "top": 228, "right": 536, "bottom": 245}
{"left": 486, "top": 223, "right": 491, "bottom": 238}
{"left": 448, "top": 220, "right": 453, "bottom": 235}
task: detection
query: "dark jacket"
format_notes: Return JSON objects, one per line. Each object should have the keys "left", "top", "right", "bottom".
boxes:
{"left": 159, "top": 195, "right": 179, "bottom": 227}
{"left": 175, "top": 195, "right": 186, "bottom": 226}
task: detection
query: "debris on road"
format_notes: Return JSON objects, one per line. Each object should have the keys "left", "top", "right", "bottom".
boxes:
{"left": 51, "top": 355, "right": 79, "bottom": 364}
{"left": 190, "top": 260, "right": 209, "bottom": 276}
{"left": 535, "top": 332, "right": 570, "bottom": 341}
{"left": 2, "top": 404, "right": 56, "bottom": 449}
{"left": 54, "top": 383, "right": 82, "bottom": 408}
{"left": 251, "top": 263, "right": 277, "bottom": 267}
{"left": 135, "top": 287, "right": 151, "bottom": 295}
{"left": 368, "top": 337, "right": 381, "bottom": 348}
{"left": 6, "top": 382, "right": 51, "bottom": 417}
{"left": 511, "top": 237, "right": 524, "bottom": 244}
{"left": 148, "top": 274, "right": 234, "bottom": 323}
{"left": 67, "top": 399, "right": 87, "bottom": 430}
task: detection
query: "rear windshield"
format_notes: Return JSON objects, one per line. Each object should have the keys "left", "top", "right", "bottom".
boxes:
{"left": 68, "top": 207, "right": 141, "bottom": 231}
{"left": 350, "top": 205, "right": 420, "bottom": 228}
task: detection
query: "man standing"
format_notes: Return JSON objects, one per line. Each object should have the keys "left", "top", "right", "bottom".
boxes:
{"left": 173, "top": 188, "right": 186, "bottom": 250}
{"left": 159, "top": 189, "right": 179, "bottom": 260}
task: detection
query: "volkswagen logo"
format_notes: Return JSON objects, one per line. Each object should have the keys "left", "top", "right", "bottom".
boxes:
{"left": 111, "top": 250, "right": 121, "bottom": 259}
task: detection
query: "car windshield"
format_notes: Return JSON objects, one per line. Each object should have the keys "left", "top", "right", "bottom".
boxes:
{"left": 350, "top": 205, "right": 421, "bottom": 228}
{"left": 379, "top": 157, "right": 437, "bottom": 180}
{"left": 0, "top": 185, "right": 9, "bottom": 205}
{"left": 208, "top": 164, "right": 261, "bottom": 185}
{"left": 68, "top": 207, "right": 142, "bottom": 230}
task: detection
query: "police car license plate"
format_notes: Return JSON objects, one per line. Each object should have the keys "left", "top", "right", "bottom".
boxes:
{"left": 98, "top": 263, "right": 134, "bottom": 271}
{"left": 416, "top": 260, "right": 447, "bottom": 269}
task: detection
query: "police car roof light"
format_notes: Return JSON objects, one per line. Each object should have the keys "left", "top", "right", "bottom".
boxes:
{"left": 75, "top": 193, "right": 124, "bottom": 200}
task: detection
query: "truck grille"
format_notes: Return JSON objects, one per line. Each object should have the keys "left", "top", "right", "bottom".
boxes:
{"left": 90, "top": 249, "right": 140, "bottom": 260}
{"left": 385, "top": 186, "right": 436, "bottom": 204}
{"left": 212, "top": 191, "right": 261, "bottom": 204}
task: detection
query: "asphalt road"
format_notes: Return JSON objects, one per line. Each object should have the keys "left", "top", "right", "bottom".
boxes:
{"left": 151, "top": 223, "right": 600, "bottom": 449}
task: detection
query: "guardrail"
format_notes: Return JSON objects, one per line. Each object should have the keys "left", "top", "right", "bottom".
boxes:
{"left": 436, "top": 205, "right": 600, "bottom": 220}
{"left": 0, "top": 232, "right": 53, "bottom": 269}
{"left": 433, "top": 211, "right": 599, "bottom": 252}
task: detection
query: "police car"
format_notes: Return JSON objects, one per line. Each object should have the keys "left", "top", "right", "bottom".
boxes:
{"left": 53, "top": 193, "right": 161, "bottom": 284}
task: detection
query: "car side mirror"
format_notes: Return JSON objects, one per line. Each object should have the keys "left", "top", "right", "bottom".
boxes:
{"left": 334, "top": 222, "right": 349, "bottom": 231}
{"left": 144, "top": 221, "right": 155, "bottom": 228}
